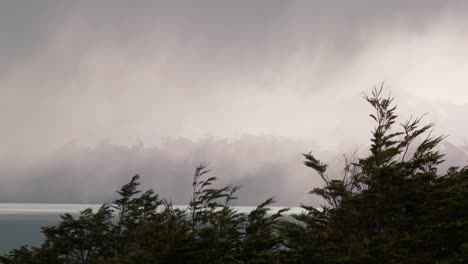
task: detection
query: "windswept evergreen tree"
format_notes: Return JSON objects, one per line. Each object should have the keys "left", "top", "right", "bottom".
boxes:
{"left": 189, "top": 163, "right": 287, "bottom": 264}
{"left": 283, "top": 85, "right": 467, "bottom": 263}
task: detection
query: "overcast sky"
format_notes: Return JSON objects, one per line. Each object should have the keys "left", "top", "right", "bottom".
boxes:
{"left": 1, "top": 1, "right": 468, "bottom": 205}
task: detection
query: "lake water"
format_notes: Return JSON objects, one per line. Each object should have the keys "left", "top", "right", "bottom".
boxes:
{"left": 0, "top": 203, "right": 302, "bottom": 255}
{"left": 0, "top": 203, "right": 102, "bottom": 254}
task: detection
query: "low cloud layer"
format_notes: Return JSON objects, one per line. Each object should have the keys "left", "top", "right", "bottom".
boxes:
{"left": 0, "top": 136, "right": 330, "bottom": 206}
{"left": 1, "top": 133, "right": 466, "bottom": 206}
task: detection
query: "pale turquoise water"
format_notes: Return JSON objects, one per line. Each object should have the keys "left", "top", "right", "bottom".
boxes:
{"left": 0, "top": 214, "right": 59, "bottom": 254}
{"left": 0, "top": 203, "right": 101, "bottom": 254}
{"left": 0, "top": 203, "right": 302, "bottom": 254}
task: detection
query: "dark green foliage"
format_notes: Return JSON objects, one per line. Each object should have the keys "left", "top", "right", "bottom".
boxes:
{"left": 240, "top": 198, "right": 288, "bottom": 263}
{"left": 189, "top": 163, "right": 245, "bottom": 263}
{"left": 1, "top": 85, "right": 466, "bottom": 263}
{"left": 110, "top": 175, "right": 168, "bottom": 262}
{"left": 41, "top": 205, "right": 113, "bottom": 263}
{"left": 0, "top": 246, "right": 38, "bottom": 264}
{"left": 125, "top": 204, "right": 194, "bottom": 263}
{"left": 188, "top": 164, "right": 287, "bottom": 263}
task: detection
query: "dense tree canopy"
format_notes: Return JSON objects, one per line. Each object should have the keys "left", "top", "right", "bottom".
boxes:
{"left": 1, "top": 87, "right": 466, "bottom": 263}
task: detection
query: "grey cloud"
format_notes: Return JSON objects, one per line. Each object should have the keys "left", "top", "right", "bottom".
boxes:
{"left": 1, "top": 1, "right": 468, "bottom": 203}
